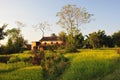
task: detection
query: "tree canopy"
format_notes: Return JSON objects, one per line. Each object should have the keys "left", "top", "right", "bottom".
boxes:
{"left": 56, "top": 4, "right": 93, "bottom": 36}
{"left": 57, "top": 4, "right": 93, "bottom": 52}
{"left": 112, "top": 31, "right": 120, "bottom": 47}
{"left": 0, "top": 24, "right": 7, "bottom": 40}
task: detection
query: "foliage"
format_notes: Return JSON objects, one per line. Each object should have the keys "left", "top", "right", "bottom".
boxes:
{"left": 6, "top": 28, "right": 27, "bottom": 54}
{"left": 8, "top": 56, "right": 21, "bottom": 63}
{"left": 57, "top": 4, "right": 93, "bottom": 52}
{"left": 41, "top": 51, "right": 69, "bottom": 80}
{"left": 83, "top": 36, "right": 92, "bottom": 49}
{"left": 103, "top": 35, "right": 114, "bottom": 47}
{"left": 0, "top": 45, "right": 7, "bottom": 54}
{"left": 65, "top": 35, "right": 77, "bottom": 52}
{"left": 88, "top": 30, "right": 110, "bottom": 48}
{"left": 6, "top": 52, "right": 33, "bottom": 63}
{"left": 59, "top": 31, "right": 67, "bottom": 43}
{"left": 51, "top": 33, "right": 57, "bottom": 37}
{"left": 112, "top": 30, "right": 120, "bottom": 47}
{"left": 0, "top": 55, "right": 11, "bottom": 63}
{"left": 30, "top": 49, "right": 69, "bottom": 80}
{"left": 0, "top": 24, "right": 7, "bottom": 40}
{"left": 31, "top": 51, "right": 44, "bottom": 65}
{"left": 56, "top": 4, "right": 93, "bottom": 35}
{"left": 74, "top": 33, "right": 84, "bottom": 48}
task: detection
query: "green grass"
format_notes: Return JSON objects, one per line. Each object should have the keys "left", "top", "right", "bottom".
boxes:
{"left": 60, "top": 49, "right": 120, "bottom": 80}
{"left": 0, "top": 49, "right": 120, "bottom": 80}
{"left": 0, "top": 62, "right": 43, "bottom": 80}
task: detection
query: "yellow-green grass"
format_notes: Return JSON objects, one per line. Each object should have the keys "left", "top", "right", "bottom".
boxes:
{"left": 0, "top": 49, "right": 120, "bottom": 80}
{"left": 0, "top": 62, "right": 43, "bottom": 80}
{"left": 0, "top": 51, "right": 33, "bottom": 63}
{"left": 10, "top": 52, "right": 33, "bottom": 58}
{"left": 60, "top": 49, "right": 120, "bottom": 80}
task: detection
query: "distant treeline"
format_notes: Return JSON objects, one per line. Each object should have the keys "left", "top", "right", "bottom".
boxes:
{"left": 58, "top": 30, "right": 120, "bottom": 50}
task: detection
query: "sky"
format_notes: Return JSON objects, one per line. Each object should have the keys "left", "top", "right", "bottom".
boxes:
{"left": 0, "top": 0, "right": 120, "bottom": 44}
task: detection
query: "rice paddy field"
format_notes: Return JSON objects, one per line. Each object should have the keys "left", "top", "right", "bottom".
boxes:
{"left": 0, "top": 49, "right": 120, "bottom": 80}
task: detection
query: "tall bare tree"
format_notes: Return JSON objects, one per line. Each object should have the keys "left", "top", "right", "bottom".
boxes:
{"left": 56, "top": 4, "right": 93, "bottom": 52}
{"left": 15, "top": 21, "right": 25, "bottom": 29}
{"left": 33, "top": 21, "right": 50, "bottom": 37}
{"left": 57, "top": 4, "right": 93, "bottom": 36}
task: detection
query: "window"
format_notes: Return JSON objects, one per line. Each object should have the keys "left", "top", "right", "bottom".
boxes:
{"left": 56, "top": 42, "right": 58, "bottom": 44}
{"left": 51, "top": 42, "right": 53, "bottom": 44}
{"left": 44, "top": 42, "right": 47, "bottom": 45}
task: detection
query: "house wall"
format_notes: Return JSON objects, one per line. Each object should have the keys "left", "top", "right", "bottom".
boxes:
{"left": 31, "top": 42, "right": 36, "bottom": 50}
{"left": 31, "top": 42, "right": 40, "bottom": 50}
{"left": 31, "top": 40, "right": 64, "bottom": 50}
{"left": 41, "top": 41, "right": 63, "bottom": 45}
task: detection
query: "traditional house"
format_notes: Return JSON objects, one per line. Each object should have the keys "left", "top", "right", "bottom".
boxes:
{"left": 31, "top": 41, "right": 40, "bottom": 50}
{"left": 31, "top": 36, "right": 64, "bottom": 50}
{"left": 23, "top": 44, "right": 31, "bottom": 50}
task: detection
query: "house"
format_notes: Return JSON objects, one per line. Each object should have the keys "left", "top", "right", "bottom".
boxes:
{"left": 23, "top": 44, "right": 31, "bottom": 50}
{"left": 31, "top": 36, "right": 64, "bottom": 50}
{"left": 31, "top": 41, "right": 40, "bottom": 50}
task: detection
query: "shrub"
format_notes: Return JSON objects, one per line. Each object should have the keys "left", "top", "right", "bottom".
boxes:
{"left": 41, "top": 52, "right": 69, "bottom": 80}
{"left": 23, "top": 50, "right": 32, "bottom": 54}
{"left": 20, "top": 57, "right": 31, "bottom": 64}
{"left": 31, "top": 51, "right": 45, "bottom": 65}
{"left": 0, "top": 55, "right": 11, "bottom": 63}
{"left": 65, "top": 45, "right": 78, "bottom": 53}
{"left": 8, "top": 56, "right": 20, "bottom": 63}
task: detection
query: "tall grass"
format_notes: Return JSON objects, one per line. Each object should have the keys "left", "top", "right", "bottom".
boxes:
{"left": 0, "top": 51, "right": 44, "bottom": 80}
{"left": 0, "top": 62, "right": 43, "bottom": 80}
{"left": 60, "top": 49, "right": 120, "bottom": 80}
{"left": 0, "top": 49, "right": 120, "bottom": 80}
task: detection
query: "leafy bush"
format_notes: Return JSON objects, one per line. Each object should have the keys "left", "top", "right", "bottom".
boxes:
{"left": 31, "top": 51, "right": 45, "bottom": 65}
{"left": 41, "top": 52, "right": 69, "bottom": 80}
{"left": 20, "top": 57, "right": 31, "bottom": 64}
{"left": 0, "top": 45, "right": 7, "bottom": 54}
{"left": 0, "top": 55, "right": 11, "bottom": 63}
{"left": 8, "top": 56, "right": 20, "bottom": 63}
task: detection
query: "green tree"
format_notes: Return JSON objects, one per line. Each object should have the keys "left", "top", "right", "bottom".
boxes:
{"left": 56, "top": 4, "right": 93, "bottom": 52}
{"left": 6, "top": 28, "right": 27, "bottom": 54}
{"left": 104, "top": 35, "right": 113, "bottom": 47}
{"left": 51, "top": 33, "right": 57, "bottom": 37}
{"left": 112, "top": 31, "right": 120, "bottom": 47}
{"left": 58, "top": 31, "right": 67, "bottom": 43}
{"left": 83, "top": 36, "right": 92, "bottom": 49}
{"left": 75, "top": 33, "right": 84, "bottom": 48}
{"left": 89, "top": 32, "right": 99, "bottom": 48}
{"left": 89, "top": 30, "right": 107, "bottom": 48}
{"left": 0, "top": 24, "right": 7, "bottom": 40}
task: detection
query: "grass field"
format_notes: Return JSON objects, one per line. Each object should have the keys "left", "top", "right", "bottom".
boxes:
{"left": 60, "top": 49, "right": 120, "bottom": 80}
{"left": 0, "top": 62, "right": 43, "bottom": 80}
{"left": 0, "top": 49, "right": 120, "bottom": 80}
